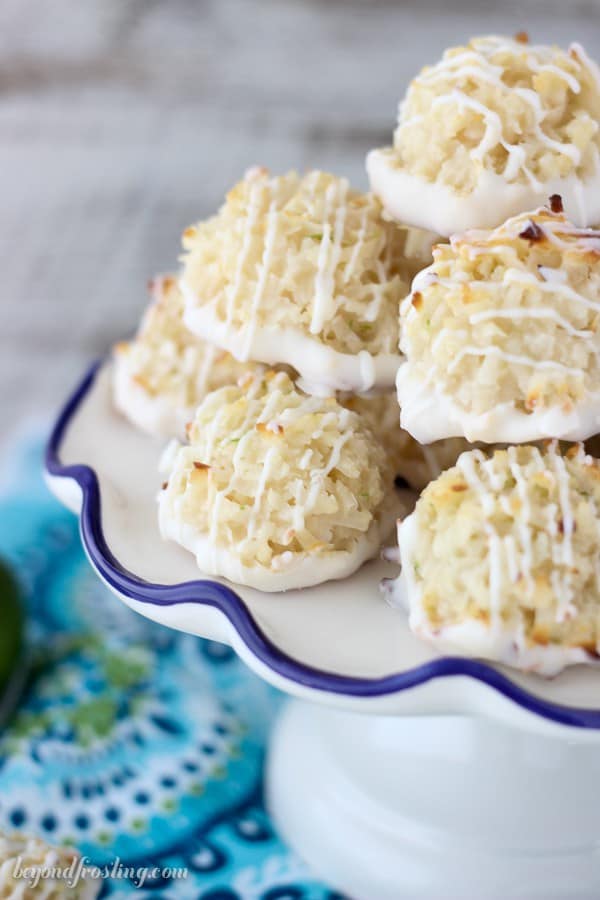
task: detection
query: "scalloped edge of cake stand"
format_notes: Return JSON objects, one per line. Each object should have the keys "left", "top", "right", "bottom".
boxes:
{"left": 44, "top": 360, "right": 600, "bottom": 740}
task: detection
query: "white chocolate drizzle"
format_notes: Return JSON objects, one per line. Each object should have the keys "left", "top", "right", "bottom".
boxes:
{"left": 311, "top": 175, "right": 348, "bottom": 334}
{"left": 399, "top": 37, "right": 598, "bottom": 188}
{"left": 182, "top": 170, "right": 403, "bottom": 392}
{"left": 113, "top": 275, "right": 257, "bottom": 440}
{"left": 398, "top": 210, "right": 600, "bottom": 442}
{"left": 368, "top": 39, "right": 600, "bottom": 234}
{"left": 452, "top": 444, "right": 582, "bottom": 639}
{"left": 159, "top": 372, "right": 395, "bottom": 590}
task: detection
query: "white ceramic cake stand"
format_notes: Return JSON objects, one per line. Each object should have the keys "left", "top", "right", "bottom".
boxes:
{"left": 45, "top": 361, "right": 600, "bottom": 900}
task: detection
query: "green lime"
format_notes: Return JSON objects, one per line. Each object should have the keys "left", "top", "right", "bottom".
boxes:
{"left": 0, "top": 560, "right": 24, "bottom": 695}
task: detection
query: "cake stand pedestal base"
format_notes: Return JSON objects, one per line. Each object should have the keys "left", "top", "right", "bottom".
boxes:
{"left": 266, "top": 700, "right": 600, "bottom": 900}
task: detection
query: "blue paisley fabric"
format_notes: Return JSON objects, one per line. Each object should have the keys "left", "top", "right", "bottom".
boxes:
{"left": 0, "top": 434, "right": 342, "bottom": 899}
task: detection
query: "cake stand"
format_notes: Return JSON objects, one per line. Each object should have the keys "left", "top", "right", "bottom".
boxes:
{"left": 45, "top": 360, "right": 600, "bottom": 900}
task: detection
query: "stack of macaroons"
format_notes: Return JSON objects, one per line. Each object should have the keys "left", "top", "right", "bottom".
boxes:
{"left": 113, "top": 167, "right": 464, "bottom": 591}
{"left": 371, "top": 33, "right": 600, "bottom": 674}
{"left": 112, "top": 33, "right": 600, "bottom": 669}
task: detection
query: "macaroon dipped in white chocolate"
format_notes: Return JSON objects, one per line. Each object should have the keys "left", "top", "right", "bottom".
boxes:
{"left": 158, "top": 370, "right": 395, "bottom": 592}
{"left": 113, "top": 274, "right": 259, "bottom": 439}
{"left": 389, "top": 443, "right": 600, "bottom": 676}
{"left": 111, "top": 272, "right": 461, "bottom": 492}
{"left": 397, "top": 203, "right": 600, "bottom": 444}
{"left": 179, "top": 167, "right": 429, "bottom": 394}
{"left": 0, "top": 830, "right": 99, "bottom": 898}
{"left": 340, "top": 391, "right": 480, "bottom": 492}
{"left": 368, "top": 35, "right": 600, "bottom": 236}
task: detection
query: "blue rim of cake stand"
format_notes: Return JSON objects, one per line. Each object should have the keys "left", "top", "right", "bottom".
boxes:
{"left": 45, "top": 360, "right": 600, "bottom": 730}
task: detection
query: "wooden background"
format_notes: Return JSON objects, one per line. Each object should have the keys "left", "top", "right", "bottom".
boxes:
{"left": 3, "top": 0, "right": 600, "bottom": 445}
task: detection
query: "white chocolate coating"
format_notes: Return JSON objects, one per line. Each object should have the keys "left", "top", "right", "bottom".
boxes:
{"left": 113, "top": 340, "right": 204, "bottom": 439}
{"left": 396, "top": 363, "right": 600, "bottom": 444}
{"left": 112, "top": 275, "right": 257, "bottom": 439}
{"left": 158, "top": 371, "right": 398, "bottom": 591}
{"left": 388, "top": 562, "right": 594, "bottom": 677}
{"left": 368, "top": 150, "right": 600, "bottom": 237}
{"left": 180, "top": 169, "right": 415, "bottom": 393}
{"left": 160, "top": 506, "right": 393, "bottom": 593}
{"left": 387, "top": 444, "right": 600, "bottom": 676}
{"left": 181, "top": 277, "right": 400, "bottom": 393}
{"left": 397, "top": 208, "right": 600, "bottom": 443}
{"left": 368, "top": 37, "right": 600, "bottom": 235}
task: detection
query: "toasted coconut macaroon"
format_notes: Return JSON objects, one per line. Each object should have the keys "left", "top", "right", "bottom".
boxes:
{"left": 397, "top": 205, "right": 600, "bottom": 444}
{"left": 340, "top": 391, "right": 478, "bottom": 492}
{"left": 113, "top": 274, "right": 259, "bottom": 438}
{"left": 179, "top": 167, "right": 427, "bottom": 394}
{"left": 391, "top": 434, "right": 490, "bottom": 493}
{"left": 367, "top": 35, "right": 600, "bottom": 236}
{"left": 158, "top": 370, "right": 395, "bottom": 591}
{"left": 0, "top": 830, "right": 99, "bottom": 898}
{"left": 388, "top": 443, "right": 600, "bottom": 675}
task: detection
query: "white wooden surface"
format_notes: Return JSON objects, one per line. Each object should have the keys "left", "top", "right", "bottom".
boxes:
{"left": 3, "top": 0, "right": 600, "bottom": 443}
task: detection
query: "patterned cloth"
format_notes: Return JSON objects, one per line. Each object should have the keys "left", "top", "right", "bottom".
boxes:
{"left": 0, "top": 435, "right": 341, "bottom": 899}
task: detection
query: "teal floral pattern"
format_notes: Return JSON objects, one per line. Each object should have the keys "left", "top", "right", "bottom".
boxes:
{"left": 0, "top": 435, "right": 342, "bottom": 898}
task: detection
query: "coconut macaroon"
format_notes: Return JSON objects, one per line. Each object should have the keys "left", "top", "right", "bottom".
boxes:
{"left": 179, "top": 167, "right": 425, "bottom": 394}
{"left": 158, "top": 370, "right": 394, "bottom": 592}
{"left": 397, "top": 204, "right": 600, "bottom": 444}
{"left": 389, "top": 443, "right": 600, "bottom": 675}
{"left": 340, "top": 391, "right": 477, "bottom": 492}
{"left": 113, "top": 274, "right": 258, "bottom": 438}
{"left": 391, "top": 434, "right": 486, "bottom": 493}
{"left": 367, "top": 35, "right": 600, "bottom": 236}
{"left": 0, "top": 830, "right": 99, "bottom": 898}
